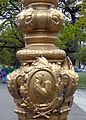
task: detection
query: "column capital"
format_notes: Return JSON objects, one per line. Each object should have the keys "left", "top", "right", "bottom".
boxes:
{"left": 21, "top": 0, "right": 58, "bottom": 6}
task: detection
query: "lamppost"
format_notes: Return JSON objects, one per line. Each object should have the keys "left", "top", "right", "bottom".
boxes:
{"left": 7, "top": 0, "right": 78, "bottom": 120}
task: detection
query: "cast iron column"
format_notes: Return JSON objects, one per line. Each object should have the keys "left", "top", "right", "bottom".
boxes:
{"left": 7, "top": 0, "right": 78, "bottom": 120}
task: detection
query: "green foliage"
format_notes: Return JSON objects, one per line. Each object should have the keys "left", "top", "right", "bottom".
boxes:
{"left": 0, "top": 26, "right": 24, "bottom": 45}
{"left": 77, "top": 46, "right": 86, "bottom": 62}
{"left": 0, "top": 0, "right": 23, "bottom": 43}
{"left": 57, "top": 0, "right": 86, "bottom": 51}
{"left": 57, "top": 1, "right": 86, "bottom": 64}
{"left": 76, "top": 0, "right": 86, "bottom": 30}
{"left": 57, "top": 22, "right": 86, "bottom": 52}
{"left": 0, "top": 26, "right": 24, "bottom": 64}
{"left": 78, "top": 72, "right": 86, "bottom": 87}
{"left": 0, "top": 48, "right": 13, "bottom": 64}
{"left": 0, "top": 0, "right": 24, "bottom": 64}
{"left": 58, "top": 0, "right": 86, "bottom": 53}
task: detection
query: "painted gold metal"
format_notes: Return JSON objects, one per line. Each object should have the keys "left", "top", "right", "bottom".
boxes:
{"left": 7, "top": 0, "right": 78, "bottom": 120}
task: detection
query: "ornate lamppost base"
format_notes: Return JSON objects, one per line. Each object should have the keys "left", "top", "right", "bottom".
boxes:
{"left": 7, "top": 0, "right": 78, "bottom": 120}
{"left": 7, "top": 56, "right": 78, "bottom": 120}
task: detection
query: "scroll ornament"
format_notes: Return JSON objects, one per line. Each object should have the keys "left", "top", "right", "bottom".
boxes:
{"left": 7, "top": 57, "right": 78, "bottom": 119}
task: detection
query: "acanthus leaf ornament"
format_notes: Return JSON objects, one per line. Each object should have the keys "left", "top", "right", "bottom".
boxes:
{"left": 7, "top": 57, "right": 78, "bottom": 119}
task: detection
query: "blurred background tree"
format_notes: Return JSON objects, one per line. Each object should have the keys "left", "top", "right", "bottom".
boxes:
{"left": 0, "top": 0, "right": 86, "bottom": 67}
{"left": 77, "top": 46, "right": 86, "bottom": 66}
{"left": 57, "top": 0, "right": 86, "bottom": 66}
{"left": 0, "top": 0, "right": 24, "bottom": 66}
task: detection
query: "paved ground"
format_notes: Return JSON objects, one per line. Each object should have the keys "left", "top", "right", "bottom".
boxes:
{"left": 74, "top": 89, "right": 86, "bottom": 112}
{"left": 0, "top": 84, "right": 86, "bottom": 120}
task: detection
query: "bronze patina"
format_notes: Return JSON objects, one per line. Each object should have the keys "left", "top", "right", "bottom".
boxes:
{"left": 7, "top": 0, "right": 78, "bottom": 120}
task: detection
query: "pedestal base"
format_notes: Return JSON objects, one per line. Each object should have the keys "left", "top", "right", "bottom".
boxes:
{"left": 18, "top": 113, "right": 67, "bottom": 120}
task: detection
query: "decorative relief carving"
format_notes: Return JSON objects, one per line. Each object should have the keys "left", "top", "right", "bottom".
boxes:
{"left": 17, "top": 7, "right": 34, "bottom": 32}
{"left": 7, "top": 0, "right": 78, "bottom": 119}
{"left": 17, "top": 6, "right": 64, "bottom": 33}
{"left": 49, "top": 8, "right": 65, "bottom": 32}
{"left": 7, "top": 57, "right": 78, "bottom": 119}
